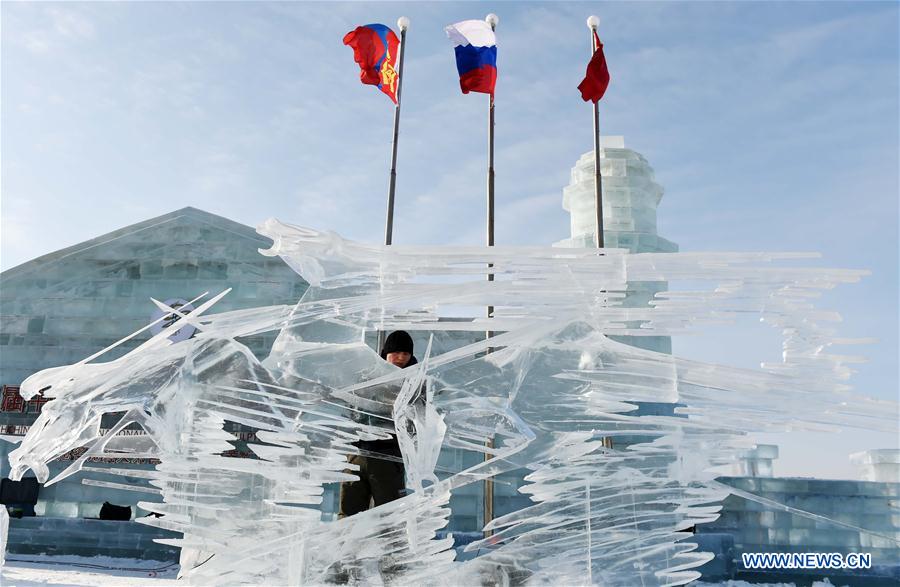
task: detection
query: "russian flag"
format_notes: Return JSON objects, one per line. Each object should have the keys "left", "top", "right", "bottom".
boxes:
{"left": 445, "top": 20, "right": 497, "bottom": 96}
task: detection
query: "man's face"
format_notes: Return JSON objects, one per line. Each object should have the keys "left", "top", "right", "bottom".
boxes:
{"left": 386, "top": 351, "right": 411, "bottom": 368}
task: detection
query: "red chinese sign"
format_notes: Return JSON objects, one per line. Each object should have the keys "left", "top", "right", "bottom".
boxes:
{"left": 1, "top": 386, "right": 25, "bottom": 412}
{"left": 1, "top": 385, "right": 50, "bottom": 414}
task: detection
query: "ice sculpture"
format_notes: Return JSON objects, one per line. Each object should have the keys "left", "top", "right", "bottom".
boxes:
{"left": 0, "top": 505, "right": 7, "bottom": 567}
{"left": 5, "top": 222, "right": 898, "bottom": 585}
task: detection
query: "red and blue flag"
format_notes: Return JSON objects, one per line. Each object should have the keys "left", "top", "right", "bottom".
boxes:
{"left": 343, "top": 24, "right": 401, "bottom": 103}
{"left": 445, "top": 20, "right": 497, "bottom": 96}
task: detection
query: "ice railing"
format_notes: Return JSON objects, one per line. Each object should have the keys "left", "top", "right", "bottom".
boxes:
{"left": 6, "top": 219, "right": 897, "bottom": 586}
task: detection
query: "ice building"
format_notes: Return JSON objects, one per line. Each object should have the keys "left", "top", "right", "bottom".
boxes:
{"left": 0, "top": 207, "right": 308, "bottom": 558}
{"left": 697, "top": 448, "right": 900, "bottom": 584}
{"left": 555, "top": 135, "right": 677, "bottom": 254}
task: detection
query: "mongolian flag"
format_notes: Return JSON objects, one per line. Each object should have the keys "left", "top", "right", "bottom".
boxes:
{"left": 578, "top": 31, "right": 610, "bottom": 103}
{"left": 343, "top": 24, "right": 401, "bottom": 103}
{"left": 445, "top": 20, "right": 497, "bottom": 96}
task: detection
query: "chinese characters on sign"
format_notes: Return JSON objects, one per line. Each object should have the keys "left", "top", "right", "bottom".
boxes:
{"left": 1, "top": 386, "right": 47, "bottom": 414}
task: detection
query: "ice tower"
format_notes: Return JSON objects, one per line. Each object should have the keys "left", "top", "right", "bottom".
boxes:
{"left": 556, "top": 136, "right": 677, "bottom": 355}
{"left": 555, "top": 136, "right": 677, "bottom": 254}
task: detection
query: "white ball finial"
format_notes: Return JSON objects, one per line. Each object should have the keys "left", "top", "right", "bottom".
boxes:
{"left": 486, "top": 13, "right": 499, "bottom": 28}
{"left": 587, "top": 15, "right": 600, "bottom": 30}
{"left": 397, "top": 16, "right": 410, "bottom": 31}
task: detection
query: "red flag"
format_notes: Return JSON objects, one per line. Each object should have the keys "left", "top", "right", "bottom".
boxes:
{"left": 578, "top": 31, "right": 610, "bottom": 103}
{"left": 343, "top": 24, "right": 400, "bottom": 103}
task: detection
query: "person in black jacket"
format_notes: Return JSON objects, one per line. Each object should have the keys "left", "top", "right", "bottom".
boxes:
{"left": 338, "top": 331, "right": 416, "bottom": 518}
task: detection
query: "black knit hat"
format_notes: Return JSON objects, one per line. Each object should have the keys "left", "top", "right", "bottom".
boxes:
{"left": 381, "top": 330, "right": 414, "bottom": 358}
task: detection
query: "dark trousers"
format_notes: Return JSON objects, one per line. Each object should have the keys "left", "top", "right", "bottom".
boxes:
{"left": 339, "top": 454, "right": 406, "bottom": 518}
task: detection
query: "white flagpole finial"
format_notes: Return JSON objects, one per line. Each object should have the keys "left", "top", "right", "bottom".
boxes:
{"left": 587, "top": 15, "right": 600, "bottom": 30}
{"left": 486, "top": 13, "right": 499, "bottom": 28}
{"left": 397, "top": 17, "right": 410, "bottom": 31}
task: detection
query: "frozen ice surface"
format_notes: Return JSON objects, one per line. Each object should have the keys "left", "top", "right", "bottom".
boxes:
{"left": 5, "top": 222, "right": 898, "bottom": 585}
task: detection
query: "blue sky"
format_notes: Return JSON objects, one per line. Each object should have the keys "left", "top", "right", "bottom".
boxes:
{"left": 2, "top": 1, "right": 897, "bottom": 479}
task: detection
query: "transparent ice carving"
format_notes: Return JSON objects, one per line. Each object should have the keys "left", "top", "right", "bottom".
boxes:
{"left": 0, "top": 505, "right": 7, "bottom": 567}
{"left": 5, "top": 222, "right": 897, "bottom": 585}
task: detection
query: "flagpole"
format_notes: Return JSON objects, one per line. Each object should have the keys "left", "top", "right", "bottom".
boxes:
{"left": 379, "top": 16, "right": 409, "bottom": 353}
{"left": 385, "top": 16, "right": 409, "bottom": 247}
{"left": 483, "top": 10, "right": 499, "bottom": 539}
{"left": 588, "top": 15, "right": 613, "bottom": 451}
{"left": 588, "top": 15, "right": 604, "bottom": 248}
{"left": 486, "top": 13, "right": 497, "bottom": 264}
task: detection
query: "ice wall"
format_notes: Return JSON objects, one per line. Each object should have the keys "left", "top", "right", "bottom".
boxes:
{"left": 4, "top": 223, "right": 897, "bottom": 585}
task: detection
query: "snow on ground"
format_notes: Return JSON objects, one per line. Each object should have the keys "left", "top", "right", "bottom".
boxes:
{"left": 695, "top": 580, "right": 841, "bottom": 587}
{"left": 1, "top": 555, "right": 178, "bottom": 586}
{"left": 0, "top": 558, "right": 849, "bottom": 587}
